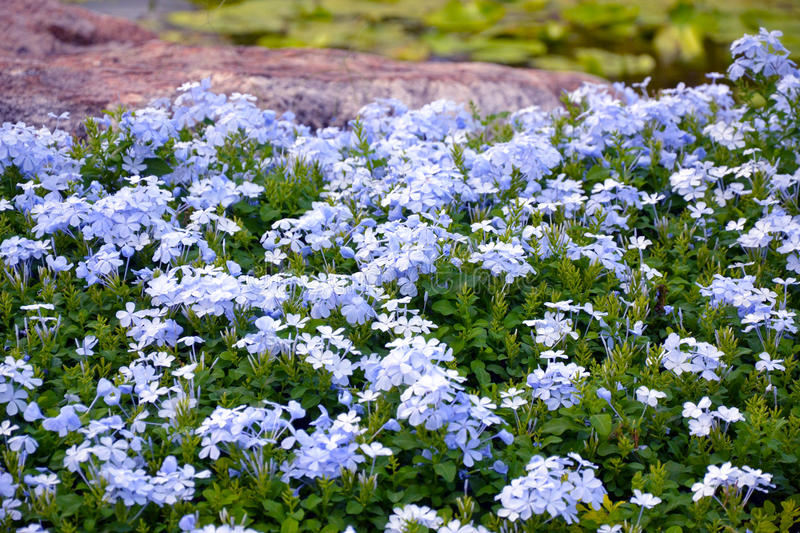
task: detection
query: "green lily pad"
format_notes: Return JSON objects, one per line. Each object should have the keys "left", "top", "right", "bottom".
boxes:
{"left": 520, "top": 0, "right": 548, "bottom": 12}
{"left": 424, "top": 0, "right": 506, "bottom": 33}
{"left": 169, "top": 0, "right": 299, "bottom": 35}
{"left": 574, "top": 47, "right": 655, "bottom": 78}
{"left": 562, "top": 1, "right": 639, "bottom": 28}
{"left": 531, "top": 54, "right": 582, "bottom": 72}
{"left": 654, "top": 24, "right": 705, "bottom": 64}
{"left": 424, "top": 32, "right": 473, "bottom": 58}
{"left": 285, "top": 19, "right": 365, "bottom": 49}
{"left": 316, "top": 0, "right": 437, "bottom": 21}
{"left": 469, "top": 38, "right": 546, "bottom": 64}
{"left": 162, "top": 0, "right": 800, "bottom": 89}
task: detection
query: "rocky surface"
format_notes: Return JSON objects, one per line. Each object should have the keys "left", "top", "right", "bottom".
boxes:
{"left": 1, "top": 0, "right": 605, "bottom": 134}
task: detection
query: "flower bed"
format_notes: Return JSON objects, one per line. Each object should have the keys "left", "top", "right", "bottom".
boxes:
{"left": 1, "top": 28, "right": 800, "bottom": 533}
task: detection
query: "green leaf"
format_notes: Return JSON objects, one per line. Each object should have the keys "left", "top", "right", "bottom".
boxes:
{"left": 346, "top": 500, "right": 364, "bottom": 514}
{"left": 598, "top": 442, "right": 618, "bottom": 456}
{"left": 470, "top": 360, "right": 491, "bottom": 388}
{"left": 262, "top": 500, "right": 284, "bottom": 520}
{"left": 432, "top": 299, "right": 457, "bottom": 316}
{"left": 393, "top": 432, "right": 422, "bottom": 450}
{"left": 281, "top": 518, "right": 299, "bottom": 533}
{"left": 539, "top": 435, "right": 563, "bottom": 447}
{"left": 402, "top": 483, "right": 430, "bottom": 502}
{"left": 301, "top": 494, "right": 323, "bottom": 510}
{"left": 434, "top": 461, "right": 457, "bottom": 483}
{"left": 590, "top": 413, "right": 613, "bottom": 439}
{"left": 541, "top": 418, "right": 579, "bottom": 436}
{"left": 469, "top": 327, "right": 488, "bottom": 348}
{"left": 143, "top": 158, "right": 172, "bottom": 177}
{"left": 449, "top": 336, "right": 466, "bottom": 354}
{"left": 55, "top": 493, "right": 83, "bottom": 518}
{"left": 260, "top": 205, "right": 282, "bottom": 223}
{"left": 638, "top": 446, "right": 656, "bottom": 461}
{"left": 585, "top": 164, "right": 611, "bottom": 184}
{"left": 387, "top": 490, "right": 405, "bottom": 503}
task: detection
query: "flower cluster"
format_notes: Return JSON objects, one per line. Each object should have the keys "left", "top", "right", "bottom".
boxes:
{"left": 526, "top": 362, "right": 588, "bottom": 411}
{"left": 691, "top": 462, "right": 774, "bottom": 506}
{"left": 495, "top": 454, "right": 606, "bottom": 524}
{"left": 658, "top": 333, "right": 726, "bottom": 381}
{"left": 0, "top": 26, "right": 798, "bottom": 533}
{"left": 682, "top": 397, "right": 745, "bottom": 437}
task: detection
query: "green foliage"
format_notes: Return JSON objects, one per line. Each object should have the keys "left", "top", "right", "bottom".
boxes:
{"left": 4, "top": 29, "right": 800, "bottom": 533}
{"left": 156, "top": 0, "right": 800, "bottom": 86}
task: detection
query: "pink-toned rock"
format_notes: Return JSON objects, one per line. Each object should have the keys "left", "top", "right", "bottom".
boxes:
{"left": 1, "top": 0, "right": 604, "bottom": 134}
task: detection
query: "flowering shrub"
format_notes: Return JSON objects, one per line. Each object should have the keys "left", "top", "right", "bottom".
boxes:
{"left": 2, "top": 28, "right": 800, "bottom": 533}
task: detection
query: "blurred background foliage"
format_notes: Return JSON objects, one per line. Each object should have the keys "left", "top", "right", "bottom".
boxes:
{"left": 68, "top": 0, "right": 800, "bottom": 88}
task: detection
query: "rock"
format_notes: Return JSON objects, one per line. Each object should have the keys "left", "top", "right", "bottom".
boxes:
{"left": 1, "top": 0, "right": 605, "bottom": 135}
